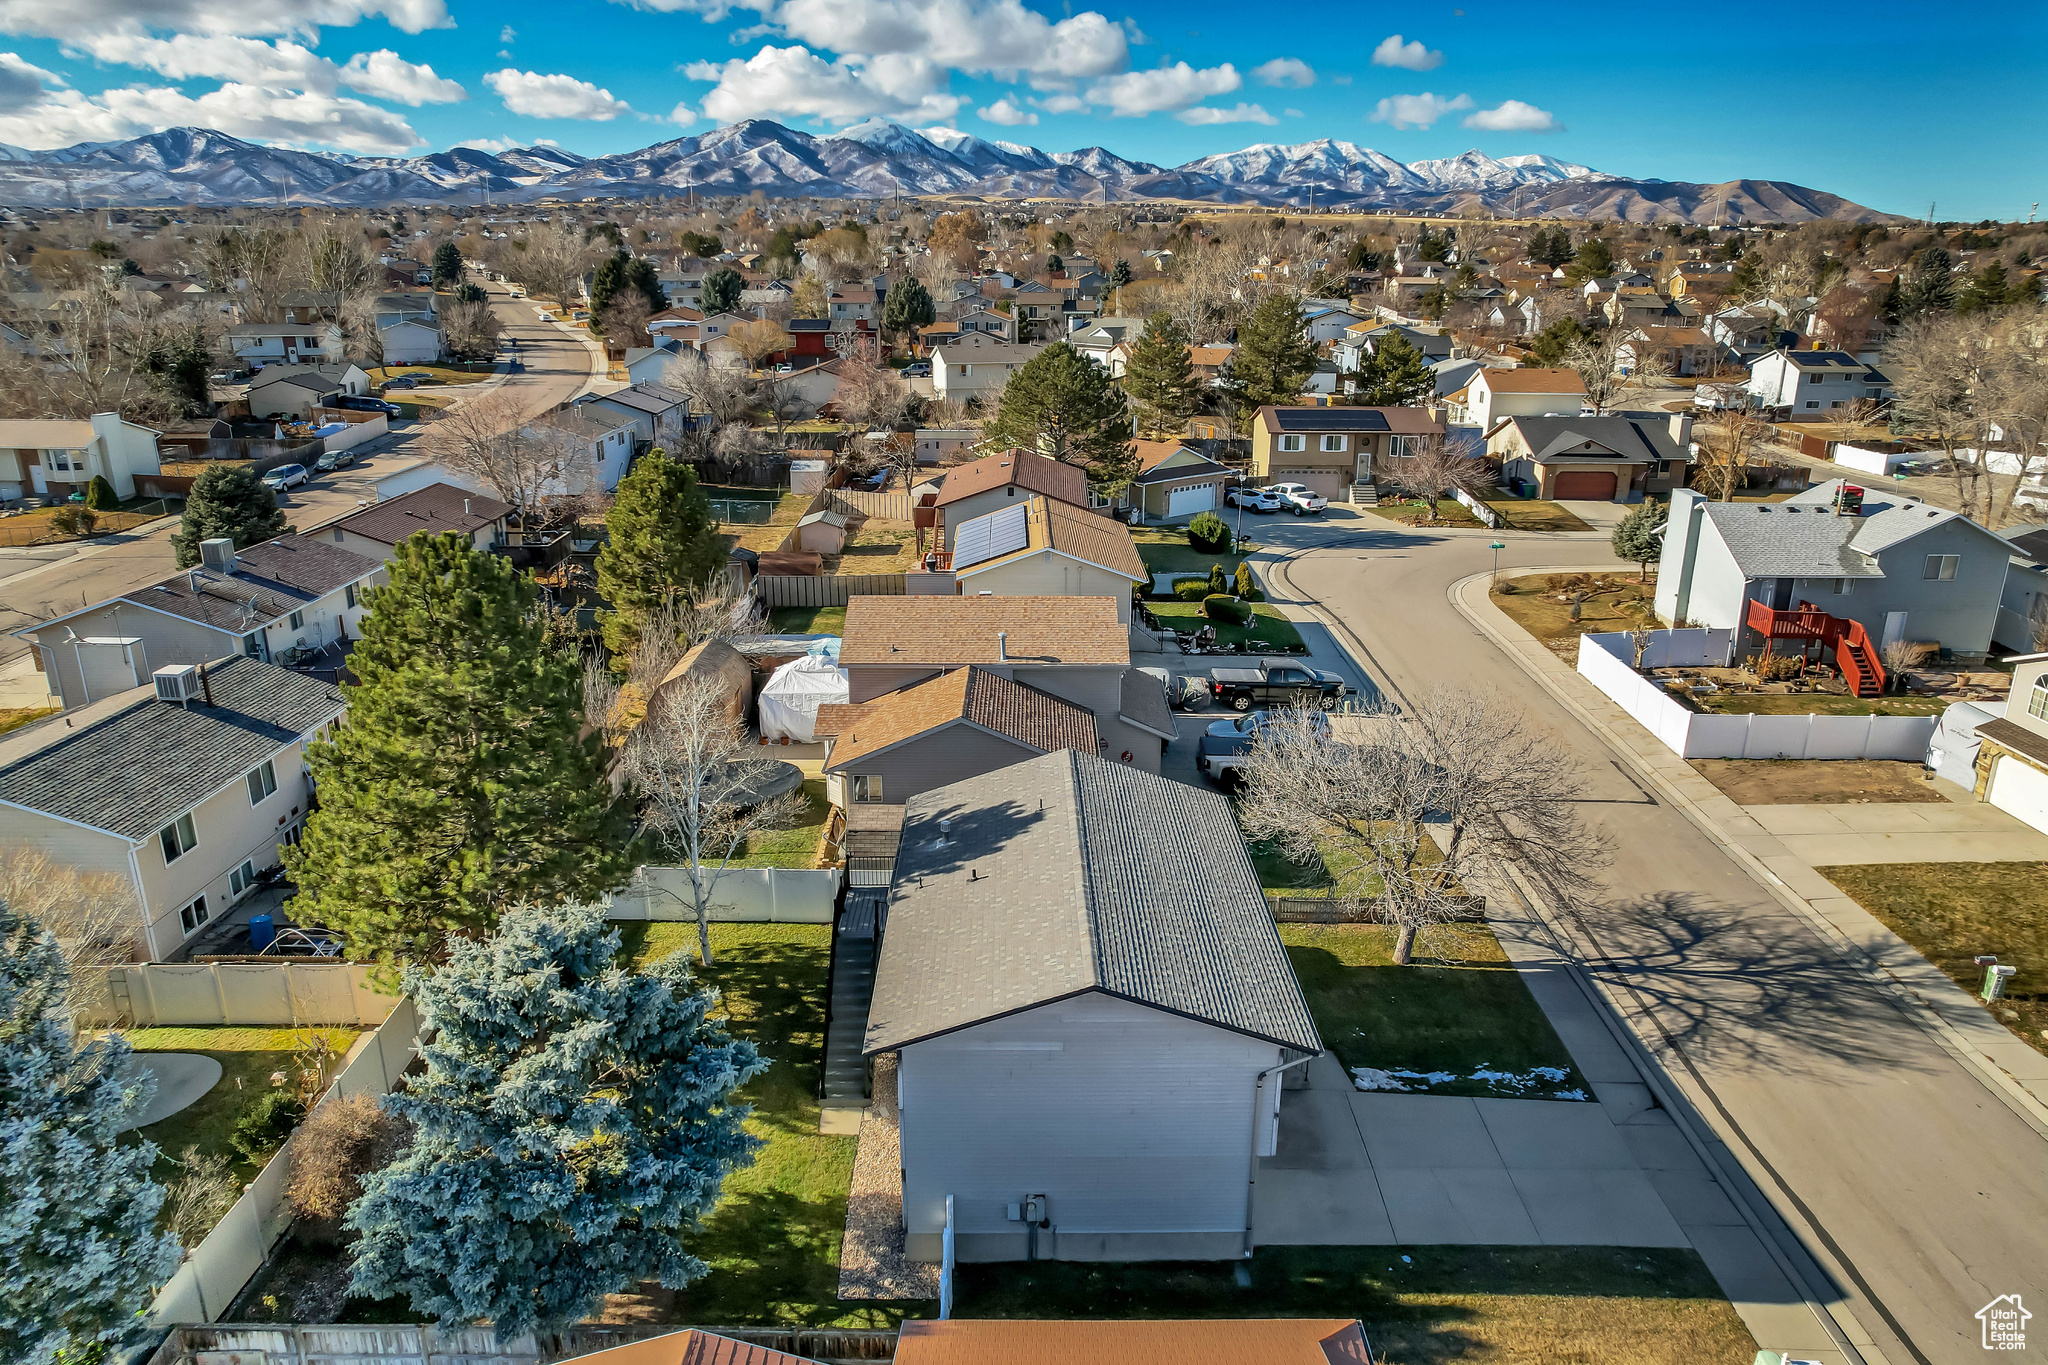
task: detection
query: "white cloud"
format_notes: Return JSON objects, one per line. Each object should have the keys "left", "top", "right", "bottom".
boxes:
{"left": 454, "top": 135, "right": 516, "bottom": 153}
{"left": 611, "top": 0, "right": 735, "bottom": 19}
{"left": 687, "top": 43, "right": 963, "bottom": 125}
{"left": 1463, "top": 98, "right": 1562, "bottom": 132}
{"left": 1249, "top": 57, "right": 1312, "bottom": 88}
{"left": 1031, "top": 91, "right": 1087, "bottom": 114}
{"left": 498, "top": 24, "right": 515, "bottom": 41}
{"left": 1370, "top": 34, "right": 1443, "bottom": 71}
{"left": 1121, "top": 17, "right": 1146, "bottom": 44}
{"left": 1368, "top": 91, "right": 1470, "bottom": 130}
{"left": 1176, "top": 102, "right": 1275, "bottom": 126}
{"left": 668, "top": 100, "right": 697, "bottom": 124}
{"left": 976, "top": 95, "right": 1035, "bottom": 125}
{"left": 337, "top": 50, "right": 464, "bottom": 104}
{"left": 60, "top": 33, "right": 459, "bottom": 104}
{"left": 1084, "top": 60, "right": 1238, "bottom": 116}
{"left": 0, "top": 0, "right": 451, "bottom": 42}
{"left": 0, "top": 51, "right": 57, "bottom": 112}
{"left": 485, "top": 69, "right": 632, "bottom": 120}
{"left": 756, "top": 0, "right": 1128, "bottom": 84}
{"left": 1283, "top": 106, "right": 1303, "bottom": 117}
{"left": 0, "top": 80, "right": 420, "bottom": 151}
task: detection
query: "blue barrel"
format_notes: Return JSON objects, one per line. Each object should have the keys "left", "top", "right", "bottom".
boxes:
{"left": 248, "top": 914, "right": 275, "bottom": 950}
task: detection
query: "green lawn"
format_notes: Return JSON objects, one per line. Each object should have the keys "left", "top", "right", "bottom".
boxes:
{"left": 1279, "top": 924, "right": 1589, "bottom": 1099}
{"left": 1146, "top": 599, "right": 1305, "bottom": 651}
{"left": 1817, "top": 861, "right": 2048, "bottom": 1057}
{"left": 728, "top": 778, "right": 831, "bottom": 869}
{"left": 124, "top": 1027, "right": 357, "bottom": 1185}
{"left": 1250, "top": 824, "right": 1445, "bottom": 902}
{"left": 616, "top": 923, "right": 903, "bottom": 1327}
{"left": 768, "top": 605, "right": 847, "bottom": 635}
{"left": 1131, "top": 526, "right": 1254, "bottom": 581}
{"left": 955, "top": 1247, "right": 1755, "bottom": 1365}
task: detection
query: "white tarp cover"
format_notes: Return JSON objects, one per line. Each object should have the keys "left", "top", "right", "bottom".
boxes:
{"left": 758, "top": 653, "right": 848, "bottom": 742}
{"left": 1927, "top": 701, "right": 1997, "bottom": 788}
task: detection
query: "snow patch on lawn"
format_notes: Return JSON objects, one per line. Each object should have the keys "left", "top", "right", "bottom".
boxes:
{"left": 1350, "top": 1062, "right": 1587, "bottom": 1099}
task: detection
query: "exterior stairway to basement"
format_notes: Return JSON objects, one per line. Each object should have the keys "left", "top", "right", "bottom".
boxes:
{"left": 1348, "top": 482, "right": 1379, "bottom": 507}
{"left": 821, "top": 891, "right": 884, "bottom": 1112}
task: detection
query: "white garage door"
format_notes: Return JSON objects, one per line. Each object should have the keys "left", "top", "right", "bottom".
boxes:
{"left": 1167, "top": 483, "right": 1215, "bottom": 517}
{"left": 1988, "top": 755, "right": 2048, "bottom": 833}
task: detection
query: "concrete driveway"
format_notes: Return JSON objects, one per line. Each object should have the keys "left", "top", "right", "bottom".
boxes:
{"left": 1743, "top": 800, "right": 2048, "bottom": 865}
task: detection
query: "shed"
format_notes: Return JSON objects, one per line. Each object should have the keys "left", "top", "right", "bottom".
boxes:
{"left": 647, "top": 638, "right": 753, "bottom": 731}
{"left": 757, "top": 550, "right": 824, "bottom": 577}
{"left": 758, "top": 653, "right": 849, "bottom": 742}
{"left": 792, "top": 507, "right": 850, "bottom": 555}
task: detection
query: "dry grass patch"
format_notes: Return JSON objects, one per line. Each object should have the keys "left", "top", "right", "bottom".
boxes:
{"left": 1491, "top": 572, "right": 1658, "bottom": 660}
{"left": 1691, "top": 759, "right": 1949, "bottom": 805}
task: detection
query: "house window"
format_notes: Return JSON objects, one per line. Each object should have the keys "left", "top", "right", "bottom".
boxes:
{"left": 850, "top": 775, "right": 884, "bottom": 803}
{"left": 229, "top": 860, "right": 259, "bottom": 897}
{"left": 1278, "top": 434, "right": 1306, "bottom": 452}
{"left": 288, "top": 608, "right": 305, "bottom": 630}
{"left": 1320, "top": 434, "right": 1348, "bottom": 452}
{"left": 1923, "top": 554, "right": 1959, "bottom": 581}
{"left": 178, "top": 896, "right": 210, "bottom": 936}
{"left": 247, "top": 759, "right": 277, "bottom": 805}
{"left": 344, "top": 583, "right": 357, "bottom": 610}
{"left": 1805, "top": 401, "right": 1819, "bottom": 409}
{"left": 333, "top": 528, "right": 345, "bottom": 543}
{"left": 2030, "top": 681, "right": 2048, "bottom": 723}
{"left": 159, "top": 813, "right": 198, "bottom": 864}
{"left": 1807, "top": 374, "right": 1822, "bottom": 384}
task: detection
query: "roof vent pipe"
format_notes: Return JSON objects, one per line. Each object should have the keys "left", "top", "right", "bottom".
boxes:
{"left": 996, "top": 630, "right": 1008, "bottom": 661}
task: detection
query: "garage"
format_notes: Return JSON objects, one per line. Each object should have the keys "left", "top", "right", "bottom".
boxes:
{"left": 1166, "top": 483, "right": 1216, "bottom": 517}
{"left": 1988, "top": 754, "right": 2048, "bottom": 833}
{"left": 1271, "top": 469, "right": 1350, "bottom": 502}
{"left": 1551, "top": 469, "right": 1618, "bottom": 501}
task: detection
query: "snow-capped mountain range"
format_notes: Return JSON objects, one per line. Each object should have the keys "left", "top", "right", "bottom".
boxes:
{"left": 0, "top": 119, "right": 1894, "bottom": 222}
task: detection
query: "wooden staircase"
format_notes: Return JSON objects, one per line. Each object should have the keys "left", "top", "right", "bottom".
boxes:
{"left": 1840, "top": 637, "right": 1882, "bottom": 697}
{"left": 1348, "top": 482, "right": 1379, "bottom": 507}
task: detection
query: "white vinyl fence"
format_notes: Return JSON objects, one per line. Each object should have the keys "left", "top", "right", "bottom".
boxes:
{"left": 598, "top": 865, "right": 842, "bottom": 924}
{"left": 101, "top": 962, "right": 400, "bottom": 1028}
{"left": 1576, "top": 631, "right": 1936, "bottom": 761}
{"left": 146, "top": 994, "right": 421, "bottom": 1329}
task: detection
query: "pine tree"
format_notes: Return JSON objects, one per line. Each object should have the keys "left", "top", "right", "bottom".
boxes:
{"left": 1570, "top": 235, "right": 1615, "bottom": 281}
{"left": 345, "top": 905, "right": 767, "bottom": 1336}
{"left": 0, "top": 904, "right": 181, "bottom": 1365}
{"left": 700, "top": 267, "right": 745, "bottom": 316}
{"left": 284, "top": 533, "right": 637, "bottom": 975}
{"left": 1233, "top": 294, "right": 1319, "bottom": 408}
{"left": 1123, "top": 313, "right": 1202, "bottom": 437}
{"left": 879, "top": 276, "right": 935, "bottom": 347}
{"left": 1610, "top": 500, "right": 1662, "bottom": 581}
{"left": 984, "top": 342, "right": 1137, "bottom": 493}
{"left": 595, "top": 452, "right": 724, "bottom": 655}
{"left": 1108, "top": 259, "right": 1132, "bottom": 288}
{"left": 431, "top": 242, "right": 462, "bottom": 289}
{"left": 1958, "top": 261, "right": 2011, "bottom": 314}
{"left": 1352, "top": 333, "right": 1435, "bottom": 408}
{"left": 1901, "top": 247, "right": 1957, "bottom": 317}
{"left": 171, "top": 462, "right": 288, "bottom": 568}
{"left": 83, "top": 475, "right": 117, "bottom": 510}
{"left": 1046, "top": 252, "right": 1063, "bottom": 274}
{"left": 591, "top": 251, "right": 667, "bottom": 320}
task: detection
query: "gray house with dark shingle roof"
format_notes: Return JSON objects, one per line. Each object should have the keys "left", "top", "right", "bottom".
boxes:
{"left": 866, "top": 748, "right": 1320, "bottom": 1265}
{"left": 0, "top": 656, "right": 345, "bottom": 959}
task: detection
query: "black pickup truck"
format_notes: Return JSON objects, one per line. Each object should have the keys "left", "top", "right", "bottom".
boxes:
{"left": 1208, "top": 659, "right": 1350, "bottom": 712}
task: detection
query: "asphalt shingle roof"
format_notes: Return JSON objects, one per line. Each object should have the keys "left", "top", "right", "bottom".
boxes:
{"left": 0, "top": 655, "right": 343, "bottom": 840}
{"left": 841, "top": 595, "right": 1129, "bottom": 668}
{"left": 124, "top": 535, "right": 382, "bottom": 631}
{"left": 331, "top": 483, "right": 510, "bottom": 546}
{"left": 956, "top": 495, "right": 1148, "bottom": 583}
{"left": 818, "top": 665, "right": 1098, "bottom": 772}
{"left": 932, "top": 449, "right": 1090, "bottom": 509}
{"left": 1499, "top": 414, "right": 1687, "bottom": 465}
{"left": 864, "top": 748, "right": 1321, "bottom": 1055}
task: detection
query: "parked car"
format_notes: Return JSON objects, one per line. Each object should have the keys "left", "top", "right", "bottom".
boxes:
{"left": 262, "top": 463, "right": 310, "bottom": 491}
{"left": 1209, "top": 659, "right": 1349, "bottom": 712}
{"left": 901, "top": 361, "right": 932, "bottom": 377}
{"left": 1205, "top": 709, "right": 1333, "bottom": 741}
{"left": 1227, "top": 485, "right": 1284, "bottom": 512}
{"left": 380, "top": 376, "right": 419, "bottom": 389}
{"left": 313, "top": 449, "right": 355, "bottom": 473}
{"left": 1264, "top": 482, "right": 1328, "bottom": 515}
{"left": 1196, "top": 729, "right": 1255, "bottom": 787}
{"left": 329, "top": 394, "right": 403, "bottom": 417}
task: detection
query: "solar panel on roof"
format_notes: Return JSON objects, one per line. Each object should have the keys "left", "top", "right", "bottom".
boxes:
{"left": 952, "top": 501, "right": 1031, "bottom": 569}
{"left": 1274, "top": 409, "right": 1391, "bottom": 432}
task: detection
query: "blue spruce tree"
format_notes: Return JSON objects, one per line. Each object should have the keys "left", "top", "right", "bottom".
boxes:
{"left": 345, "top": 906, "right": 767, "bottom": 1334}
{"left": 0, "top": 903, "right": 180, "bottom": 1365}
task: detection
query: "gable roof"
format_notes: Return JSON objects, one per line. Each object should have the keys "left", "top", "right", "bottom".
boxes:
{"left": 1475, "top": 367, "right": 1586, "bottom": 395}
{"left": 593, "top": 382, "right": 691, "bottom": 416}
{"left": 1784, "top": 478, "right": 2009, "bottom": 557}
{"left": 1695, "top": 494, "right": 1893, "bottom": 579}
{"left": 560, "top": 1328, "right": 827, "bottom": 1365}
{"left": 249, "top": 363, "right": 360, "bottom": 392}
{"left": 932, "top": 449, "right": 1090, "bottom": 509}
{"left": 864, "top": 748, "right": 1321, "bottom": 1055}
{"left": 818, "top": 665, "right": 1097, "bottom": 773}
{"left": 840, "top": 595, "right": 1128, "bottom": 668}
{"left": 1258, "top": 405, "right": 1443, "bottom": 434}
{"left": 111, "top": 534, "right": 381, "bottom": 632}
{"left": 0, "top": 655, "right": 344, "bottom": 840}
{"left": 1493, "top": 414, "right": 1685, "bottom": 465}
{"left": 954, "top": 495, "right": 1146, "bottom": 582}
{"left": 894, "top": 1319, "right": 1370, "bottom": 1365}
{"left": 330, "top": 483, "right": 511, "bottom": 546}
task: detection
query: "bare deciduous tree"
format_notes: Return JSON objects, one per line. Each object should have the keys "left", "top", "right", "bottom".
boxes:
{"left": 1238, "top": 692, "right": 1612, "bottom": 964}
{"left": 0, "top": 848, "right": 142, "bottom": 1024}
{"left": 1692, "top": 410, "right": 1778, "bottom": 501}
{"left": 418, "top": 389, "right": 590, "bottom": 510}
{"left": 1387, "top": 432, "right": 1489, "bottom": 522}
{"left": 510, "top": 219, "right": 594, "bottom": 309}
{"left": 1562, "top": 327, "right": 1670, "bottom": 414}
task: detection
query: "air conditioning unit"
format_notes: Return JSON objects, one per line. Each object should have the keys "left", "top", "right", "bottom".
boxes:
{"left": 154, "top": 664, "right": 201, "bottom": 703}
{"left": 198, "top": 537, "right": 238, "bottom": 574}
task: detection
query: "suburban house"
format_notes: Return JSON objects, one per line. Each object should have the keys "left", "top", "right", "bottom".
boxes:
{"left": 525, "top": 405, "right": 636, "bottom": 494}
{"left": 325, "top": 483, "right": 512, "bottom": 562}
{"left": 1124, "top": 440, "right": 1232, "bottom": 522}
{"left": 377, "top": 317, "right": 443, "bottom": 365}
{"left": 1332, "top": 321, "right": 1452, "bottom": 374}
{"left": 1744, "top": 350, "right": 1893, "bottom": 419}
{"left": 913, "top": 428, "right": 979, "bottom": 464}
{"left": 1615, "top": 326, "right": 1722, "bottom": 378}
{"left": 1485, "top": 412, "right": 1693, "bottom": 502}
{"left": 0, "top": 656, "right": 346, "bottom": 959}
{"left": 893, "top": 1320, "right": 1372, "bottom": 1365}
{"left": 953, "top": 304, "right": 1017, "bottom": 341}
{"left": 1304, "top": 306, "right": 1369, "bottom": 345}
{"left": 622, "top": 339, "right": 689, "bottom": 386}
{"left": 229, "top": 321, "right": 345, "bottom": 367}
{"left": 1248, "top": 405, "right": 1447, "bottom": 502}
{"left": 936, "top": 495, "right": 1146, "bottom": 623}
{"left": 931, "top": 343, "right": 1039, "bottom": 406}
{"left": 1188, "top": 344, "right": 1234, "bottom": 385}
{"left": 1068, "top": 317, "right": 1141, "bottom": 376}
{"left": 16, "top": 535, "right": 383, "bottom": 710}
{"left": 1444, "top": 367, "right": 1587, "bottom": 430}
{"left": 583, "top": 382, "right": 692, "bottom": 447}
{"left": 1970, "top": 651, "right": 2048, "bottom": 835}
{"left": 0, "top": 413, "right": 162, "bottom": 503}
{"left": 814, "top": 664, "right": 1099, "bottom": 808}
{"left": 1656, "top": 481, "right": 2018, "bottom": 660}
{"left": 829, "top": 288, "right": 878, "bottom": 323}
{"left": 247, "top": 363, "right": 372, "bottom": 420}
{"left": 839, "top": 595, "right": 1173, "bottom": 772}
{"left": 865, "top": 748, "right": 1321, "bottom": 1263}
{"left": 934, "top": 449, "right": 1092, "bottom": 547}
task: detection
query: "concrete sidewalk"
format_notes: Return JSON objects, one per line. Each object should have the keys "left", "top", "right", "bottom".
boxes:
{"left": 1742, "top": 800, "right": 2048, "bottom": 865}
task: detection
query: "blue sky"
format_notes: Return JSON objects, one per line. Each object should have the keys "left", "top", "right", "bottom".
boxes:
{"left": 0, "top": 0, "right": 2037, "bottom": 218}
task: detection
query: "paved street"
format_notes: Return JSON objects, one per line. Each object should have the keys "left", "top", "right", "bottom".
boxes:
{"left": 1233, "top": 503, "right": 2048, "bottom": 1365}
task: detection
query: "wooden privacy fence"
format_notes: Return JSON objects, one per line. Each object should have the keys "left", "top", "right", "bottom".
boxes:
{"left": 755, "top": 572, "right": 908, "bottom": 607}
{"left": 827, "top": 487, "right": 918, "bottom": 522}
{"left": 143, "top": 1323, "right": 901, "bottom": 1365}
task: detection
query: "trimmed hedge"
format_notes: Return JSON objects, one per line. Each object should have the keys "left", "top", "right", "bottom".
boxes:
{"left": 1203, "top": 594, "right": 1253, "bottom": 625}
{"left": 1186, "top": 511, "right": 1231, "bottom": 553}
{"left": 1172, "top": 576, "right": 1212, "bottom": 602}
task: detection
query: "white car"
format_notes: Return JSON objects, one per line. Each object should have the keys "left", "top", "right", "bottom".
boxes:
{"left": 1264, "top": 482, "right": 1328, "bottom": 515}
{"left": 1227, "top": 485, "right": 1283, "bottom": 512}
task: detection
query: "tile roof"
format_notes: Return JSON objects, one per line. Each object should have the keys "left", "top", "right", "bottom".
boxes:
{"left": 931, "top": 449, "right": 1090, "bottom": 509}
{"left": 0, "top": 655, "right": 344, "bottom": 840}
{"left": 1475, "top": 367, "right": 1587, "bottom": 394}
{"left": 840, "top": 595, "right": 1128, "bottom": 667}
{"left": 864, "top": 748, "right": 1321, "bottom": 1055}
{"left": 122, "top": 534, "right": 382, "bottom": 631}
{"left": 330, "top": 483, "right": 510, "bottom": 546}
{"left": 956, "top": 495, "right": 1147, "bottom": 583}
{"left": 820, "top": 665, "right": 1097, "bottom": 772}
{"left": 894, "top": 1320, "right": 1370, "bottom": 1365}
